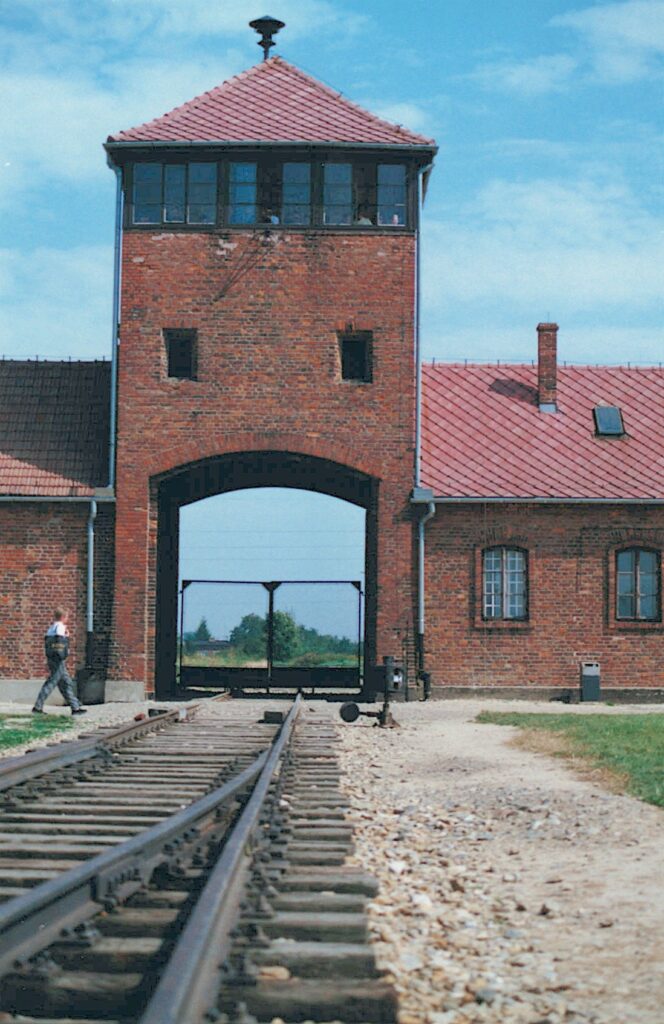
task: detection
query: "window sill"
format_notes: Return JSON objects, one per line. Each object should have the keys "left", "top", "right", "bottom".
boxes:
{"left": 474, "top": 618, "right": 531, "bottom": 632}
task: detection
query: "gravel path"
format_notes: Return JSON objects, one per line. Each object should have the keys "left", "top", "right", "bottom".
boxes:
{"left": 338, "top": 699, "right": 664, "bottom": 1024}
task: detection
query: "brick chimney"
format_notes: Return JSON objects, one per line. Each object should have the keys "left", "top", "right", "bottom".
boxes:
{"left": 537, "top": 322, "right": 558, "bottom": 412}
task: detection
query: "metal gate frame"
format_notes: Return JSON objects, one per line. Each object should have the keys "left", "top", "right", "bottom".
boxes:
{"left": 178, "top": 579, "right": 363, "bottom": 691}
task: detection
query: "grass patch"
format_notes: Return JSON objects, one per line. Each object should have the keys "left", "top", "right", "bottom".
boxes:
{"left": 0, "top": 713, "right": 75, "bottom": 751}
{"left": 477, "top": 711, "right": 664, "bottom": 808}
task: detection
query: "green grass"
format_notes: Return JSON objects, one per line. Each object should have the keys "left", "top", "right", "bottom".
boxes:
{"left": 477, "top": 711, "right": 664, "bottom": 808}
{"left": 0, "top": 713, "right": 75, "bottom": 751}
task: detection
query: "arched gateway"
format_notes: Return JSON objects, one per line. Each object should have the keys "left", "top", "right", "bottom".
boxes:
{"left": 105, "top": 47, "right": 436, "bottom": 699}
{"left": 155, "top": 451, "right": 377, "bottom": 698}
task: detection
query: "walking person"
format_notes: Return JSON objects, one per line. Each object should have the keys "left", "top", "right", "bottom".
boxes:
{"left": 32, "top": 608, "right": 87, "bottom": 715}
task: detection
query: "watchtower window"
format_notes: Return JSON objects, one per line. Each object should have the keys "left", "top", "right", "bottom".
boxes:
{"left": 324, "top": 163, "right": 353, "bottom": 225}
{"left": 133, "top": 162, "right": 217, "bottom": 225}
{"left": 164, "top": 329, "right": 197, "bottom": 380}
{"left": 229, "top": 162, "right": 258, "bottom": 224}
{"left": 340, "top": 332, "right": 373, "bottom": 382}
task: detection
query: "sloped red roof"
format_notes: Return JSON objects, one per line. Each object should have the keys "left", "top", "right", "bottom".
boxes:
{"left": 109, "top": 57, "right": 435, "bottom": 147}
{"left": 0, "top": 361, "right": 110, "bottom": 497}
{"left": 422, "top": 363, "right": 664, "bottom": 500}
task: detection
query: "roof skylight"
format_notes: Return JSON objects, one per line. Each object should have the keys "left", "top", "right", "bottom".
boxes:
{"left": 593, "top": 406, "right": 624, "bottom": 436}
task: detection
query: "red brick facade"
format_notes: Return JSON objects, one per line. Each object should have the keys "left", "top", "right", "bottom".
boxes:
{"left": 112, "top": 230, "right": 418, "bottom": 694}
{"left": 0, "top": 503, "right": 114, "bottom": 681}
{"left": 423, "top": 503, "right": 664, "bottom": 691}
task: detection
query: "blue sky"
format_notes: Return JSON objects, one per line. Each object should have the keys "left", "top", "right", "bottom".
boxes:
{"left": 2, "top": 2, "right": 663, "bottom": 625}
{"left": 1, "top": 0, "right": 662, "bottom": 364}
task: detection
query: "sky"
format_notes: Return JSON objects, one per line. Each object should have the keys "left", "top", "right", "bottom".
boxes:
{"left": 2, "top": 1, "right": 663, "bottom": 629}
{"left": 1, "top": 0, "right": 662, "bottom": 365}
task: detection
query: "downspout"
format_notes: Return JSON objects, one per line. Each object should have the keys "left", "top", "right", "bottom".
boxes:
{"left": 414, "top": 164, "right": 435, "bottom": 686}
{"left": 417, "top": 499, "right": 435, "bottom": 676}
{"left": 85, "top": 499, "right": 97, "bottom": 671}
{"left": 109, "top": 164, "right": 123, "bottom": 489}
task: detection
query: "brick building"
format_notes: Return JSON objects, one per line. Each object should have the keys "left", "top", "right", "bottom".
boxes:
{"left": 0, "top": 50, "right": 662, "bottom": 703}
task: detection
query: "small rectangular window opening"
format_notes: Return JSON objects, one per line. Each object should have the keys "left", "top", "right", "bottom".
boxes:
{"left": 164, "top": 329, "right": 197, "bottom": 380}
{"left": 340, "top": 332, "right": 372, "bottom": 382}
{"left": 594, "top": 405, "right": 624, "bottom": 436}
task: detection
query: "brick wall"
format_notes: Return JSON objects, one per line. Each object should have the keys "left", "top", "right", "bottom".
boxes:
{"left": 423, "top": 503, "right": 664, "bottom": 689}
{"left": 113, "top": 229, "right": 418, "bottom": 692}
{"left": 0, "top": 503, "right": 115, "bottom": 679}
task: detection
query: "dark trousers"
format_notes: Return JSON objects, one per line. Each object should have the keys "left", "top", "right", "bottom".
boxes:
{"left": 34, "top": 657, "right": 81, "bottom": 711}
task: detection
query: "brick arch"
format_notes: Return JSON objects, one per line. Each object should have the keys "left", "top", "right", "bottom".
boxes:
{"left": 153, "top": 449, "right": 379, "bottom": 696}
{"left": 150, "top": 432, "right": 386, "bottom": 487}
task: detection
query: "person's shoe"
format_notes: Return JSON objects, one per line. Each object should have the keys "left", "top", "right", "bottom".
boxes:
{"left": 31, "top": 706, "right": 45, "bottom": 714}
{"left": 71, "top": 708, "right": 87, "bottom": 715}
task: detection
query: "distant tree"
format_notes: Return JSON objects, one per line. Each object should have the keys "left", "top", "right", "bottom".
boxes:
{"left": 194, "top": 618, "right": 211, "bottom": 641}
{"left": 229, "top": 613, "right": 266, "bottom": 657}
{"left": 273, "top": 610, "right": 300, "bottom": 662}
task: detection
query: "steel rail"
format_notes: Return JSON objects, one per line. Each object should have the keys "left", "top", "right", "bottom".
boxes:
{"left": 0, "top": 728, "right": 266, "bottom": 976}
{"left": 139, "top": 693, "right": 303, "bottom": 1024}
{"left": 0, "top": 699, "right": 217, "bottom": 794}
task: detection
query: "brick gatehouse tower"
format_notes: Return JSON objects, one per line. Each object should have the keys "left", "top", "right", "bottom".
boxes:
{"left": 105, "top": 36, "right": 437, "bottom": 697}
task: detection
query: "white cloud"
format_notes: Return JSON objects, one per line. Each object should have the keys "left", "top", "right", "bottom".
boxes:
{"left": 0, "top": 246, "right": 112, "bottom": 359}
{"left": 421, "top": 177, "right": 664, "bottom": 352}
{"left": 471, "top": 54, "right": 577, "bottom": 95}
{"left": 552, "top": 0, "right": 664, "bottom": 81}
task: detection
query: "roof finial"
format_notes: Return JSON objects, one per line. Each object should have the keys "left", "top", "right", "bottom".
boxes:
{"left": 249, "top": 15, "right": 285, "bottom": 60}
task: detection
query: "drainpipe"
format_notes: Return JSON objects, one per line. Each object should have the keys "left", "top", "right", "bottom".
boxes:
{"left": 86, "top": 499, "right": 97, "bottom": 671}
{"left": 412, "top": 164, "right": 435, "bottom": 688}
{"left": 108, "top": 164, "right": 123, "bottom": 489}
{"left": 414, "top": 163, "right": 433, "bottom": 490}
{"left": 414, "top": 492, "right": 436, "bottom": 678}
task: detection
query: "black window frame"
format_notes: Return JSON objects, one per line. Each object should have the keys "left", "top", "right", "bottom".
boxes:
{"left": 132, "top": 161, "right": 218, "bottom": 226}
{"left": 164, "top": 328, "right": 198, "bottom": 380}
{"left": 482, "top": 546, "right": 529, "bottom": 621}
{"left": 615, "top": 547, "right": 661, "bottom": 622}
{"left": 125, "top": 154, "right": 417, "bottom": 231}
{"left": 339, "top": 331, "right": 373, "bottom": 383}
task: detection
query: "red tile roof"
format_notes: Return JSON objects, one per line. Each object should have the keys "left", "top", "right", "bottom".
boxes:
{"left": 108, "top": 57, "right": 435, "bottom": 148}
{"left": 421, "top": 363, "right": 664, "bottom": 500}
{"left": 0, "top": 361, "right": 110, "bottom": 497}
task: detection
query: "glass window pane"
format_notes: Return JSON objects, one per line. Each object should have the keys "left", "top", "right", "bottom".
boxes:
{"left": 640, "top": 595, "right": 657, "bottom": 619}
{"left": 134, "top": 163, "right": 161, "bottom": 183}
{"left": 325, "top": 206, "right": 352, "bottom": 225}
{"left": 324, "top": 163, "right": 351, "bottom": 183}
{"left": 283, "top": 162, "right": 310, "bottom": 183}
{"left": 617, "top": 573, "right": 634, "bottom": 596}
{"left": 164, "top": 202, "right": 185, "bottom": 223}
{"left": 378, "top": 164, "right": 406, "bottom": 185}
{"left": 617, "top": 550, "right": 635, "bottom": 573}
{"left": 229, "top": 183, "right": 256, "bottom": 204}
{"left": 377, "top": 205, "right": 406, "bottom": 226}
{"left": 282, "top": 204, "right": 310, "bottom": 225}
{"left": 230, "top": 162, "right": 257, "bottom": 182}
{"left": 594, "top": 406, "right": 624, "bottom": 435}
{"left": 617, "top": 594, "right": 635, "bottom": 618}
{"left": 133, "top": 204, "right": 161, "bottom": 224}
{"left": 639, "top": 551, "right": 658, "bottom": 574}
{"left": 189, "top": 162, "right": 216, "bottom": 183}
{"left": 229, "top": 204, "right": 256, "bottom": 225}
{"left": 188, "top": 204, "right": 216, "bottom": 224}
{"left": 324, "top": 185, "right": 352, "bottom": 205}
{"left": 283, "top": 182, "right": 310, "bottom": 204}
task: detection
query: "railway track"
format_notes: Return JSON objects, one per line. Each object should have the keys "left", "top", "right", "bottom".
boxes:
{"left": 0, "top": 697, "right": 396, "bottom": 1023}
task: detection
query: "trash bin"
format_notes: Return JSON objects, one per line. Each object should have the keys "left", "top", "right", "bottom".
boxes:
{"left": 580, "top": 662, "right": 600, "bottom": 702}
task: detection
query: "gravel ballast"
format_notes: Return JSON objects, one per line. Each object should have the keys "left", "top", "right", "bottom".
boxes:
{"left": 338, "top": 699, "right": 664, "bottom": 1024}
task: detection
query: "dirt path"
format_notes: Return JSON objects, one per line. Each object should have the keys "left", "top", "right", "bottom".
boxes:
{"left": 337, "top": 699, "right": 664, "bottom": 1024}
